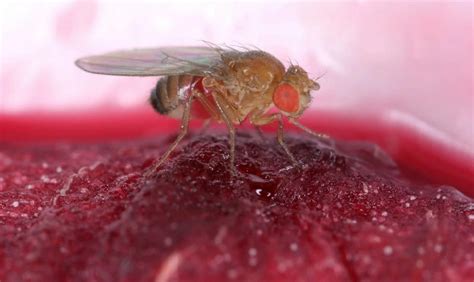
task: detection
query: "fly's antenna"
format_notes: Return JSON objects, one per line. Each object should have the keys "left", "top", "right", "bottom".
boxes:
{"left": 312, "top": 70, "right": 328, "bottom": 81}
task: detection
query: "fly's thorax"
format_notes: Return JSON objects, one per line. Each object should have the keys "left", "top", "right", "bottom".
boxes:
{"left": 203, "top": 50, "right": 286, "bottom": 120}
{"left": 222, "top": 51, "right": 285, "bottom": 91}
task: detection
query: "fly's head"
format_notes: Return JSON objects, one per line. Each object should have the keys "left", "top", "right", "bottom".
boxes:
{"left": 272, "top": 65, "right": 320, "bottom": 118}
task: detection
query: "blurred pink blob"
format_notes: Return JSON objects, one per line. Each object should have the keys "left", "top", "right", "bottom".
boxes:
{"left": 55, "top": 0, "right": 97, "bottom": 43}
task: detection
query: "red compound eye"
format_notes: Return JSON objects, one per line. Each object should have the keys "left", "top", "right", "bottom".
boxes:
{"left": 273, "top": 83, "right": 299, "bottom": 113}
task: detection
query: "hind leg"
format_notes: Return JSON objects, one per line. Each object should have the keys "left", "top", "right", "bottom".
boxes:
{"left": 144, "top": 92, "right": 194, "bottom": 177}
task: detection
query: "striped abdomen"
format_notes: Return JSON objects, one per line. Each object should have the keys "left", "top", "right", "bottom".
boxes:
{"left": 149, "top": 75, "right": 196, "bottom": 118}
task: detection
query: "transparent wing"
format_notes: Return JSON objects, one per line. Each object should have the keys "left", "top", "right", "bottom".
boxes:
{"left": 75, "top": 46, "right": 224, "bottom": 76}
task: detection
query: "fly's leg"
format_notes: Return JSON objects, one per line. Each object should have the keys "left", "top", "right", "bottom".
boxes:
{"left": 144, "top": 92, "right": 194, "bottom": 177}
{"left": 194, "top": 91, "right": 220, "bottom": 120}
{"left": 276, "top": 114, "right": 298, "bottom": 166}
{"left": 288, "top": 118, "right": 329, "bottom": 139}
{"left": 198, "top": 119, "right": 211, "bottom": 134}
{"left": 211, "top": 93, "right": 237, "bottom": 176}
{"left": 248, "top": 109, "right": 266, "bottom": 141}
{"left": 250, "top": 112, "right": 298, "bottom": 167}
{"left": 194, "top": 90, "right": 221, "bottom": 135}
{"left": 254, "top": 125, "right": 266, "bottom": 141}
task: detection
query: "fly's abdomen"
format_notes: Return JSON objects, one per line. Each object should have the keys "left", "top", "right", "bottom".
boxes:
{"left": 149, "top": 75, "right": 194, "bottom": 117}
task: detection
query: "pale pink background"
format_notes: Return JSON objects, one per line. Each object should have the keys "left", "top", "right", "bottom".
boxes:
{"left": 0, "top": 0, "right": 472, "bottom": 154}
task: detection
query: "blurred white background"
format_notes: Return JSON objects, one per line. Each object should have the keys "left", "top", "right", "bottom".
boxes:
{"left": 0, "top": 0, "right": 472, "bottom": 151}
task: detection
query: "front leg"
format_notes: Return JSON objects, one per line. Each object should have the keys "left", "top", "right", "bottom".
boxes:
{"left": 288, "top": 117, "right": 329, "bottom": 139}
{"left": 250, "top": 112, "right": 299, "bottom": 166}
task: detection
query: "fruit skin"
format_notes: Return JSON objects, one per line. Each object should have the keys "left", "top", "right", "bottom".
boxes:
{"left": 0, "top": 133, "right": 472, "bottom": 282}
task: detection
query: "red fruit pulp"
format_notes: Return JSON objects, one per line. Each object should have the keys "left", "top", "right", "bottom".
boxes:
{"left": 0, "top": 125, "right": 473, "bottom": 281}
{"left": 1, "top": 108, "right": 472, "bottom": 197}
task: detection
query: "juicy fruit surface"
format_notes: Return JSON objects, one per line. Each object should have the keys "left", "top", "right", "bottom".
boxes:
{"left": 0, "top": 133, "right": 473, "bottom": 282}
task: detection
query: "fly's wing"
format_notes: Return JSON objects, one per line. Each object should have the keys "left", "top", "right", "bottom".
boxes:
{"left": 75, "top": 46, "right": 224, "bottom": 77}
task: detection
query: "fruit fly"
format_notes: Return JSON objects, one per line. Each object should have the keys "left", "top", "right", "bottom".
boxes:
{"left": 75, "top": 44, "right": 325, "bottom": 176}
